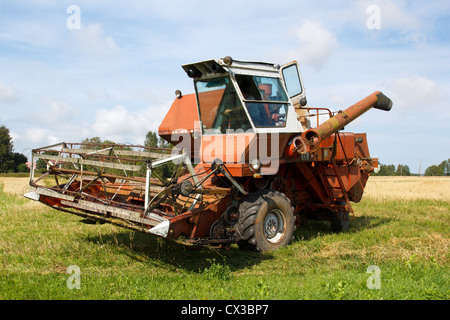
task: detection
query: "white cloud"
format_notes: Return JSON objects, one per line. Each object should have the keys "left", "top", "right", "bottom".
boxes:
{"left": 388, "top": 73, "right": 446, "bottom": 109}
{"left": 288, "top": 20, "right": 338, "bottom": 70}
{"left": 327, "top": 94, "right": 348, "bottom": 107}
{"left": 0, "top": 82, "right": 16, "bottom": 102}
{"left": 23, "top": 126, "right": 59, "bottom": 146}
{"left": 91, "top": 104, "right": 169, "bottom": 144}
{"left": 71, "top": 23, "right": 120, "bottom": 57}
{"left": 48, "top": 100, "right": 73, "bottom": 118}
{"left": 25, "top": 99, "right": 75, "bottom": 126}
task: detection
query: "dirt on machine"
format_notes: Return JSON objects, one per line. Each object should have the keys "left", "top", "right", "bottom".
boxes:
{"left": 25, "top": 56, "right": 392, "bottom": 252}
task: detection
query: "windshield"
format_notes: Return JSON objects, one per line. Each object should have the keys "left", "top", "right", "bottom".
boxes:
{"left": 236, "top": 75, "right": 289, "bottom": 127}
{"left": 195, "top": 76, "right": 253, "bottom": 134}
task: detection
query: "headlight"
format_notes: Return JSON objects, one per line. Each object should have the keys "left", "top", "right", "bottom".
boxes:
{"left": 250, "top": 159, "right": 261, "bottom": 171}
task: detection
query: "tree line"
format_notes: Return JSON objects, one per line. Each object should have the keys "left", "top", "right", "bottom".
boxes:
{"left": 372, "top": 164, "right": 411, "bottom": 176}
{"left": 372, "top": 160, "right": 449, "bottom": 176}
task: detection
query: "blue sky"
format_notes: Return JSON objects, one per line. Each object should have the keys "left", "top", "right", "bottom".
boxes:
{"left": 0, "top": 0, "right": 449, "bottom": 173}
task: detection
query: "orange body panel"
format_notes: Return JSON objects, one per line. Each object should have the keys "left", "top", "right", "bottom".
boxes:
{"left": 159, "top": 94, "right": 198, "bottom": 144}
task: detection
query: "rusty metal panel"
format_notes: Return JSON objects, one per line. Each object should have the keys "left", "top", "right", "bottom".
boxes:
{"left": 354, "top": 133, "right": 370, "bottom": 158}
{"left": 335, "top": 133, "right": 356, "bottom": 161}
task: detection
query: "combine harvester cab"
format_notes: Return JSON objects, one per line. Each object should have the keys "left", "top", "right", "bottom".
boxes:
{"left": 25, "top": 56, "right": 392, "bottom": 252}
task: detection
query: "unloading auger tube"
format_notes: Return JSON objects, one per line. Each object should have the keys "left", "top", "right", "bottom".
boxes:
{"left": 293, "top": 91, "right": 392, "bottom": 154}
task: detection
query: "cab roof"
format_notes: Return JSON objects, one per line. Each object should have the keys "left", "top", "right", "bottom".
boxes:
{"left": 182, "top": 56, "right": 282, "bottom": 79}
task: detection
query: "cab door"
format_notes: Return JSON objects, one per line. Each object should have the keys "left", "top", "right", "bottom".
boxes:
{"left": 280, "top": 61, "right": 310, "bottom": 129}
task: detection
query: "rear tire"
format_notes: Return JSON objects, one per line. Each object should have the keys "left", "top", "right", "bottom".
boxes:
{"left": 235, "top": 190, "right": 295, "bottom": 252}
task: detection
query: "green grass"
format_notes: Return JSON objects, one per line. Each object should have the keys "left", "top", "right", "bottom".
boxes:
{"left": 0, "top": 182, "right": 448, "bottom": 300}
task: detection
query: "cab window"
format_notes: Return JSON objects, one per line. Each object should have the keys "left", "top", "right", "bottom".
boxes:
{"left": 281, "top": 64, "right": 302, "bottom": 98}
{"left": 236, "top": 75, "right": 289, "bottom": 128}
{"left": 195, "top": 76, "right": 253, "bottom": 134}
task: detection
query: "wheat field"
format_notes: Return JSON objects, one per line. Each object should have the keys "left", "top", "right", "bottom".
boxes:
{"left": 364, "top": 176, "right": 450, "bottom": 202}
{"left": 0, "top": 177, "right": 30, "bottom": 196}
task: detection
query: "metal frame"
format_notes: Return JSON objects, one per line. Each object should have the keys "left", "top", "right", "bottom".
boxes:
{"left": 25, "top": 141, "right": 242, "bottom": 242}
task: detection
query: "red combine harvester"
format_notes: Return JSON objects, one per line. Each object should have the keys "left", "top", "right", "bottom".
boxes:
{"left": 25, "top": 56, "right": 392, "bottom": 252}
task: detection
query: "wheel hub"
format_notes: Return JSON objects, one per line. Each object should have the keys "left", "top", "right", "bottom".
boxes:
{"left": 263, "top": 209, "right": 284, "bottom": 243}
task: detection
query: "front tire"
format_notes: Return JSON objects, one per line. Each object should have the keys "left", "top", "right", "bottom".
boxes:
{"left": 235, "top": 190, "right": 295, "bottom": 252}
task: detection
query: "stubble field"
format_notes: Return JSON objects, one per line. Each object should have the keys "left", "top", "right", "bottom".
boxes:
{"left": 0, "top": 175, "right": 448, "bottom": 300}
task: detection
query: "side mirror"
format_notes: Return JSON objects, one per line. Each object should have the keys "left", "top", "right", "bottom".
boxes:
{"left": 300, "top": 97, "right": 307, "bottom": 106}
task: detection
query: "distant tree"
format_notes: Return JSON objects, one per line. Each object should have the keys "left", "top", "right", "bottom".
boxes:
{"left": 438, "top": 159, "right": 449, "bottom": 176}
{"left": 36, "top": 158, "right": 47, "bottom": 173}
{"left": 13, "top": 152, "right": 28, "bottom": 173}
{"left": 82, "top": 137, "right": 102, "bottom": 145}
{"left": 79, "top": 137, "right": 130, "bottom": 175}
{"left": 374, "top": 163, "right": 395, "bottom": 176}
{"left": 144, "top": 131, "right": 160, "bottom": 148}
{"left": 16, "top": 162, "right": 29, "bottom": 173}
{"left": 0, "top": 125, "right": 15, "bottom": 172}
{"left": 395, "top": 164, "right": 411, "bottom": 176}
{"left": 425, "top": 165, "right": 443, "bottom": 176}
{"left": 373, "top": 163, "right": 412, "bottom": 176}
{"left": 81, "top": 137, "right": 116, "bottom": 148}
{"left": 80, "top": 137, "right": 131, "bottom": 154}
{"left": 424, "top": 159, "right": 450, "bottom": 176}
{"left": 144, "top": 131, "right": 173, "bottom": 149}
{"left": 386, "top": 164, "right": 396, "bottom": 175}
{"left": 13, "top": 152, "right": 27, "bottom": 164}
